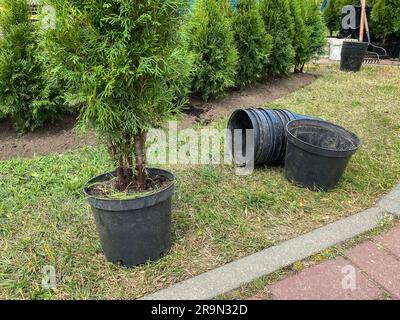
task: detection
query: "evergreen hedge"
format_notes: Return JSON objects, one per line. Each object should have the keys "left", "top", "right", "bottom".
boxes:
{"left": 259, "top": 0, "right": 295, "bottom": 76}
{"left": 0, "top": 0, "right": 64, "bottom": 132}
{"left": 0, "top": 0, "right": 331, "bottom": 134}
{"left": 290, "top": 0, "right": 310, "bottom": 73}
{"left": 323, "top": 0, "right": 343, "bottom": 36}
{"left": 303, "top": 0, "right": 327, "bottom": 69}
{"left": 186, "top": 0, "right": 238, "bottom": 101}
{"left": 371, "top": 0, "right": 400, "bottom": 41}
{"left": 233, "top": 0, "right": 272, "bottom": 86}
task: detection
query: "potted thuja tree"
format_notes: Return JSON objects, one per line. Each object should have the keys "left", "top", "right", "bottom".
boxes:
{"left": 45, "top": 0, "right": 192, "bottom": 267}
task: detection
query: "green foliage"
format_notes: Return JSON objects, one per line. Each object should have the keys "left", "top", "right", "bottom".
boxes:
{"left": 219, "top": 0, "right": 234, "bottom": 18}
{"left": 44, "top": 0, "right": 193, "bottom": 178}
{"left": 259, "top": 0, "right": 295, "bottom": 76}
{"left": 166, "top": 27, "right": 196, "bottom": 109}
{"left": 323, "top": 0, "right": 342, "bottom": 35}
{"left": 303, "top": 0, "right": 327, "bottom": 65}
{"left": 187, "top": 0, "right": 238, "bottom": 101}
{"left": 0, "top": 0, "right": 64, "bottom": 132}
{"left": 290, "top": 0, "right": 309, "bottom": 73}
{"left": 322, "top": 0, "right": 359, "bottom": 36}
{"left": 232, "top": 0, "right": 272, "bottom": 86}
{"left": 371, "top": 0, "right": 400, "bottom": 40}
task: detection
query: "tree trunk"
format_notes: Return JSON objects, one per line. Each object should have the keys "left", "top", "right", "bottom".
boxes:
{"left": 114, "top": 135, "right": 134, "bottom": 191}
{"left": 114, "top": 133, "right": 147, "bottom": 192}
{"left": 294, "top": 64, "right": 304, "bottom": 73}
{"left": 116, "top": 165, "right": 127, "bottom": 191}
{"left": 134, "top": 132, "right": 147, "bottom": 190}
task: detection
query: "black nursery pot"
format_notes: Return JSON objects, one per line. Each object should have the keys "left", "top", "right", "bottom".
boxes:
{"left": 285, "top": 119, "right": 362, "bottom": 191}
{"left": 340, "top": 41, "right": 369, "bottom": 72}
{"left": 84, "top": 168, "right": 175, "bottom": 268}
{"left": 227, "top": 108, "right": 316, "bottom": 167}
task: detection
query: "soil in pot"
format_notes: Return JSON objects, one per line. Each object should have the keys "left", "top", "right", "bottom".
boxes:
{"left": 84, "top": 168, "right": 176, "bottom": 268}
{"left": 86, "top": 173, "right": 170, "bottom": 200}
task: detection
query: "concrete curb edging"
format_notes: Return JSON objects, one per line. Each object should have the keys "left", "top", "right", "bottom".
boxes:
{"left": 376, "top": 183, "right": 400, "bottom": 216}
{"left": 142, "top": 184, "right": 400, "bottom": 300}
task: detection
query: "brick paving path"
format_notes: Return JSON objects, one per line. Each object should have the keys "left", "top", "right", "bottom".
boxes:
{"left": 258, "top": 225, "right": 400, "bottom": 300}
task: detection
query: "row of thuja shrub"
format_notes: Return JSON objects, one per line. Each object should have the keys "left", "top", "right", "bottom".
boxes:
{"left": 186, "top": 0, "right": 326, "bottom": 101}
{"left": 0, "top": 0, "right": 67, "bottom": 133}
{"left": 0, "top": 0, "right": 326, "bottom": 132}
{"left": 323, "top": 0, "right": 400, "bottom": 41}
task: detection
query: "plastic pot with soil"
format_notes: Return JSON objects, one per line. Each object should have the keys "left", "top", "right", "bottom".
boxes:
{"left": 285, "top": 119, "right": 362, "bottom": 191}
{"left": 84, "top": 168, "right": 175, "bottom": 268}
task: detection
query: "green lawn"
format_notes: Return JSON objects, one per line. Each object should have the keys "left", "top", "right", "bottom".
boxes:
{"left": 1, "top": 64, "right": 400, "bottom": 299}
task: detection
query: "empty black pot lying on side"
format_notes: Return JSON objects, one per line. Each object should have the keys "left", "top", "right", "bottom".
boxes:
{"left": 227, "top": 108, "right": 315, "bottom": 167}
{"left": 285, "top": 119, "right": 362, "bottom": 191}
{"left": 84, "top": 168, "right": 175, "bottom": 268}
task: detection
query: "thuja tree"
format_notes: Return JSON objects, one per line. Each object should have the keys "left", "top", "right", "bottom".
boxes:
{"left": 299, "top": 0, "right": 326, "bottom": 72}
{"left": 45, "top": 0, "right": 192, "bottom": 190}
{"left": 323, "top": 0, "right": 342, "bottom": 36}
{"left": 371, "top": 0, "right": 400, "bottom": 41}
{"left": 289, "top": 0, "right": 309, "bottom": 73}
{"left": 0, "top": 0, "right": 64, "bottom": 132}
{"left": 187, "top": 0, "right": 238, "bottom": 101}
{"left": 259, "top": 0, "right": 295, "bottom": 76}
{"left": 233, "top": 0, "right": 272, "bottom": 86}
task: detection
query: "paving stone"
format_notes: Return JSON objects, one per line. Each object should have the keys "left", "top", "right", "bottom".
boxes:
{"left": 268, "top": 257, "right": 381, "bottom": 300}
{"left": 346, "top": 241, "right": 400, "bottom": 299}
{"left": 377, "top": 198, "right": 400, "bottom": 216}
{"left": 374, "top": 226, "right": 400, "bottom": 258}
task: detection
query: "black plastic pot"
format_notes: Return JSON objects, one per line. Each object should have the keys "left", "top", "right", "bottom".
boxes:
{"left": 84, "top": 168, "right": 175, "bottom": 268}
{"left": 340, "top": 41, "right": 369, "bottom": 72}
{"left": 227, "top": 108, "right": 315, "bottom": 166}
{"left": 285, "top": 119, "right": 362, "bottom": 191}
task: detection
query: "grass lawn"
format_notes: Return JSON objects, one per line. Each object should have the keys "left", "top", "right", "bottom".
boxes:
{"left": 1, "top": 64, "right": 400, "bottom": 299}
